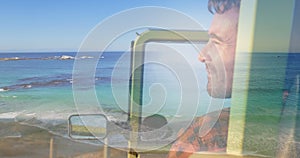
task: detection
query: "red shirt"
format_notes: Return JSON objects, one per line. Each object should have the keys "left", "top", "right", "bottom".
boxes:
{"left": 168, "top": 108, "right": 230, "bottom": 158}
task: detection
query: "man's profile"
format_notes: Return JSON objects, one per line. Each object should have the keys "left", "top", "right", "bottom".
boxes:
{"left": 168, "top": 0, "right": 240, "bottom": 157}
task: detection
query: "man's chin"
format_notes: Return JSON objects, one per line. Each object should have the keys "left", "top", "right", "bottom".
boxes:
{"left": 207, "top": 88, "right": 231, "bottom": 99}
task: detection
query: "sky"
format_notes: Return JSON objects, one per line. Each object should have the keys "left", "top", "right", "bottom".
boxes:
{"left": 0, "top": 0, "right": 213, "bottom": 52}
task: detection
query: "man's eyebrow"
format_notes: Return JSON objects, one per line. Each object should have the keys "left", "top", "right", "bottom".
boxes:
{"left": 209, "top": 33, "right": 224, "bottom": 42}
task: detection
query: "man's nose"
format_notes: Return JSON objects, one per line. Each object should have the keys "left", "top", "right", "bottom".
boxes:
{"left": 198, "top": 53, "right": 206, "bottom": 63}
{"left": 198, "top": 43, "right": 209, "bottom": 63}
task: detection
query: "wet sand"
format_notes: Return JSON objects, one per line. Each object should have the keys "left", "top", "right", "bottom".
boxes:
{"left": 0, "top": 121, "right": 168, "bottom": 158}
{"left": 0, "top": 121, "right": 120, "bottom": 158}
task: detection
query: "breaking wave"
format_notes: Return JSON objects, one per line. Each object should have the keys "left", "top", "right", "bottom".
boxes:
{"left": 0, "top": 55, "right": 97, "bottom": 61}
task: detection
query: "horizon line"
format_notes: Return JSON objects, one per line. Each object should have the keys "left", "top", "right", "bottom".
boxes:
{"left": 0, "top": 50, "right": 126, "bottom": 53}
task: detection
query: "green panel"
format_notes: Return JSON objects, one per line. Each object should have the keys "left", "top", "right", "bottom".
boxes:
{"left": 228, "top": 0, "right": 295, "bottom": 157}
{"left": 227, "top": 0, "right": 258, "bottom": 155}
{"left": 252, "top": 0, "right": 294, "bottom": 52}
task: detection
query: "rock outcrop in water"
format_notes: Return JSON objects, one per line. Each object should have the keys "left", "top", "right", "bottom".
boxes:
{"left": 0, "top": 55, "right": 78, "bottom": 61}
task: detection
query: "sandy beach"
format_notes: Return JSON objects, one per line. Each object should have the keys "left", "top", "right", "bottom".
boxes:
{"left": 0, "top": 121, "right": 169, "bottom": 158}
{"left": 0, "top": 121, "right": 101, "bottom": 158}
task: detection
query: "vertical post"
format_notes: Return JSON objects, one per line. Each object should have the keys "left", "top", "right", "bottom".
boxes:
{"left": 227, "top": 0, "right": 296, "bottom": 157}
{"left": 127, "top": 37, "right": 144, "bottom": 158}
{"left": 128, "top": 40, "right": 135, "bottom": 122}
{"left": 49, "top": 137, "right": 54, "bottom": 158}
{"left": 127, "top": 142, "right": 140, "bottom": 158}
{"left": 103, "top": 138, "right": 110, "bottom": 158}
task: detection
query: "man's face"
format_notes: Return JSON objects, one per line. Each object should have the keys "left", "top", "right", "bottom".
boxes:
{"left": 199, "top": 7, "right": 239, "bottom": 98}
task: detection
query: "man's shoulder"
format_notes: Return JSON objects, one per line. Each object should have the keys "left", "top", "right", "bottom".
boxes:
{"left": 193, "top": 107, "right": 230, "bottom": 124}
{"left": 191, "top": 108, "right": 230, "bottom": 151}
{"left": 191, "top": 107, "right": 230, "bottom": 136}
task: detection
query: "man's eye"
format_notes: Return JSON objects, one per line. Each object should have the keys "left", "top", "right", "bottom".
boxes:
{"left": 212, "top": 40, "right": 221, "bottom": 45}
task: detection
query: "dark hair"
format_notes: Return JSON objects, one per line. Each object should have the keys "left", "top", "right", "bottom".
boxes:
{"left": 208, "top": 0, "right": 241, "bottom": 14}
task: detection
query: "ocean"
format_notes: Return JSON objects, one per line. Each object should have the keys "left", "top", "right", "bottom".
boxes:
{"left": 0, "top": 50, "right": 212, "bottom": 135}
{"left": 0, "top": 51, "right": 296, "bottom": 122}
{"left": 1, "top": 51, "right": 300, "bottom": 155}
{"left": 0, "top": 52, "right": 122, "bottom": 133}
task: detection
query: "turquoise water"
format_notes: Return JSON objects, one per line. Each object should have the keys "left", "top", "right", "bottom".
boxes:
{"left": 0, "top": 53, "right": 116, "bottom": 120}
{"left": 0, "top": 51, "right": 207, "bottom": 125}
{"left": 0, "top": 52, "right": 297, "bottom": 137}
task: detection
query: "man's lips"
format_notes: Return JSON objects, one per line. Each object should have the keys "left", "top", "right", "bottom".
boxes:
{"left": 206, "top": 65, "right": 212, "bottom": 79}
